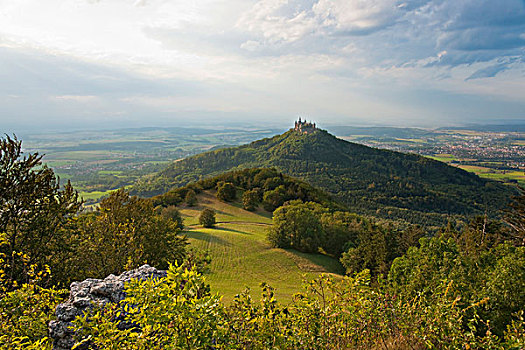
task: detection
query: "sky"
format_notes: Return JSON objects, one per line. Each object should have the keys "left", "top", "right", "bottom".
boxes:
{"left": 1, "top": 0, "right": 524, "bottom": 131}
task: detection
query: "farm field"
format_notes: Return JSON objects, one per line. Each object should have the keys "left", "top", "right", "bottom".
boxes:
{"left": 330, "top": 125, "right": 525, "bottom": 186}
{"left": 180, "top": 191, "right": 344, "bottom": 303}
{"left": 457, "top": 165, "right": 525, "bottom": 184}
{"left": 19, "top": 126, "right": 281, "bottom": 203}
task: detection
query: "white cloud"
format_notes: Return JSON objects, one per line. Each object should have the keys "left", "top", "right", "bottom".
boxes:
{"left": 237, "top": 0, "right": 318, "bottom": 44}
{"left": 313, "top": 0, "right": 400, "bottom": 33}
{"left": 240, "top": 40, "right": 262, "bottom": 52}
{"left": 0, "top": 0, "right": 524, "bottom": 130}
{"left": 53, "top": 95, "right": 99, "bottom": 103}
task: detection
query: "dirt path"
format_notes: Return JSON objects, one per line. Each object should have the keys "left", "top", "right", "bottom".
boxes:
{"left": 187, "top": 221, "right": 271, "bottom": 228}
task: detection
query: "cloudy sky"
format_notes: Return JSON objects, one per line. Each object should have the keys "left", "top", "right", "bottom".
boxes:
{"left": 1, "top": 0, "right": 524, "bottom": 131}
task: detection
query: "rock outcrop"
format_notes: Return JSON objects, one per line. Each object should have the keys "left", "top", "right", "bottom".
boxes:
{"left": 49, "top": 265, "right": 166, "bottom": 350}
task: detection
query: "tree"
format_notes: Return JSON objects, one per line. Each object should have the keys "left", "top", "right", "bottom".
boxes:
{"left": 217, "top": 182, "right": 236, "bottom": 202}
{"left": 199, "top": 208, "right": 216, "bottom": 228}
{"left": 388, "top": 228, "right": 525, "bottom": 336}
{"left": 456, "top": 216, "right": 504, "bottom": 256}
{"left": 185, "top": 189, "right": 197, "bottom": 207}
{"left": 242, "top": 190, "right": 259, "bottom": 211}
{"left": 160, "top": 205, "right": 184, "bottom": 229}
{"left": 320, "top": 211, "right": 363, "bottom": 257}
{"left": 269, "top": 201, "right": 325, "bottom": 253}
{"left": 504, "top": 186, "right": 525, "bottom": 246}
{"left": 262, "top": 186, "right": 287, "bottom": 212}
{"left": 74, "top": 189, "right": 187, "bottom": 280}
{"left": 0, "top": 135, "right": 82, "bottom": 288}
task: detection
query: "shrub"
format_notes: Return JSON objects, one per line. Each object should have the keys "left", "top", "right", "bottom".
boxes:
{"left": 199, "top": 208, "right": 216, "bottom": 228}
{"left": 69, "top": 265, "right": 521, "bottom": 349}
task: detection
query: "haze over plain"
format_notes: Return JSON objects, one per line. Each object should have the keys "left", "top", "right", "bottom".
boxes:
{"left": 0, "top": 0, "right": 524, "bottom": 131}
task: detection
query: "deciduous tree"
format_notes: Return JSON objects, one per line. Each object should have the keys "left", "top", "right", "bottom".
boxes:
{"left": 242, "top": 189, "right": 259, "bottom": 211}
{"left": 217, "top": 182, "right": 236, "bottom": 202}
{"left": 74, "top": 189, "right": 187, "bottom": 280}
{"left": 0, "top": 135, "right": 82, "bottom": 288}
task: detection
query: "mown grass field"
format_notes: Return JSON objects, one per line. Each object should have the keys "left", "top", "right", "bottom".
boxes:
{"left": 428, "top": 153, "right": 457, "bottom": 162}
{"left": 180, "top": 191, "right": 344, "bottom": 303}
{"left": 78, "top": 189, "right": 116, "bottom": 201}
{"left": 457, "top": 165, "right": 525, "bottom": 185}
{"left": 424, "top": 155, "right": 525, "bottom": 186}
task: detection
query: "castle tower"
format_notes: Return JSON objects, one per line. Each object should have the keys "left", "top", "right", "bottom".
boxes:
{"left": 294, "top": 118, "right": 317, "bottom": 134}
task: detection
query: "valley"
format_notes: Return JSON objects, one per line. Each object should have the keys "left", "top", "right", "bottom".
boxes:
{"left": 19, "top": 126, "right": 281, "bottom": 204}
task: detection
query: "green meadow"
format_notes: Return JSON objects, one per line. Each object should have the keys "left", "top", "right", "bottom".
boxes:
{"left": 428, "top": 153, "right": 457, "bottom": 162}
{"left": 78, "top": 189, "right": 116, "bottom": 201}
{"left": 180, "top": 191, "right": 344, "bottom": 303}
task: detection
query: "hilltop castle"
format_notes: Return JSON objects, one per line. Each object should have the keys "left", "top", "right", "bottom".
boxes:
{"left": 294, "top": 118, "right": 317, "bottom": 134}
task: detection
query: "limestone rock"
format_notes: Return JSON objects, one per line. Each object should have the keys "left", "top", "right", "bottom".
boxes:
{"left": 49, "top": 264, "right": 166, "bottom": 350}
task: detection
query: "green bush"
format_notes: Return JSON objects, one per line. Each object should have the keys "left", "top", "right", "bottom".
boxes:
{"left": 199, "top": 208, "right": 216, "bottom": 228}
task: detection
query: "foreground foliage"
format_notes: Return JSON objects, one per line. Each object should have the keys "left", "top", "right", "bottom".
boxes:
{"left": 70, "top": 264, "right": 524, "bottom": 349}
{"left": 0, "top": 243, "right": 64, "bottom": 350}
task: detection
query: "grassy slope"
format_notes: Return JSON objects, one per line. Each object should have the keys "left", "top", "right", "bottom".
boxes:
{"left": 180, "top": 191, "right": 344, "bottom": 303}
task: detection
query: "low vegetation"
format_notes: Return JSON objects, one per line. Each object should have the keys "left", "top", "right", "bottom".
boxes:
{"left": 53, "top": 265, "right": 525, "bottom": 349}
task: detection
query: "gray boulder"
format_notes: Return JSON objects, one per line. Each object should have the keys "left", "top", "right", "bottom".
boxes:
{"left": 49, "top": 265, "right": 166, "bottom": 350}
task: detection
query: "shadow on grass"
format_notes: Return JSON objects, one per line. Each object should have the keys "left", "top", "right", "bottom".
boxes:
{"left": 283, "top": 249, "right": 345, "bottom": 275}
{"left": 185, "top": 230, "right": 232, "bottom": 246}
{"left": 213, "top": 225, "right": 252, "bottom": 235}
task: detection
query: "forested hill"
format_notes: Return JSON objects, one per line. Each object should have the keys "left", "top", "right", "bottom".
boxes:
{"left": 133, "top": 128, "right": 515, "bottom": 226}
